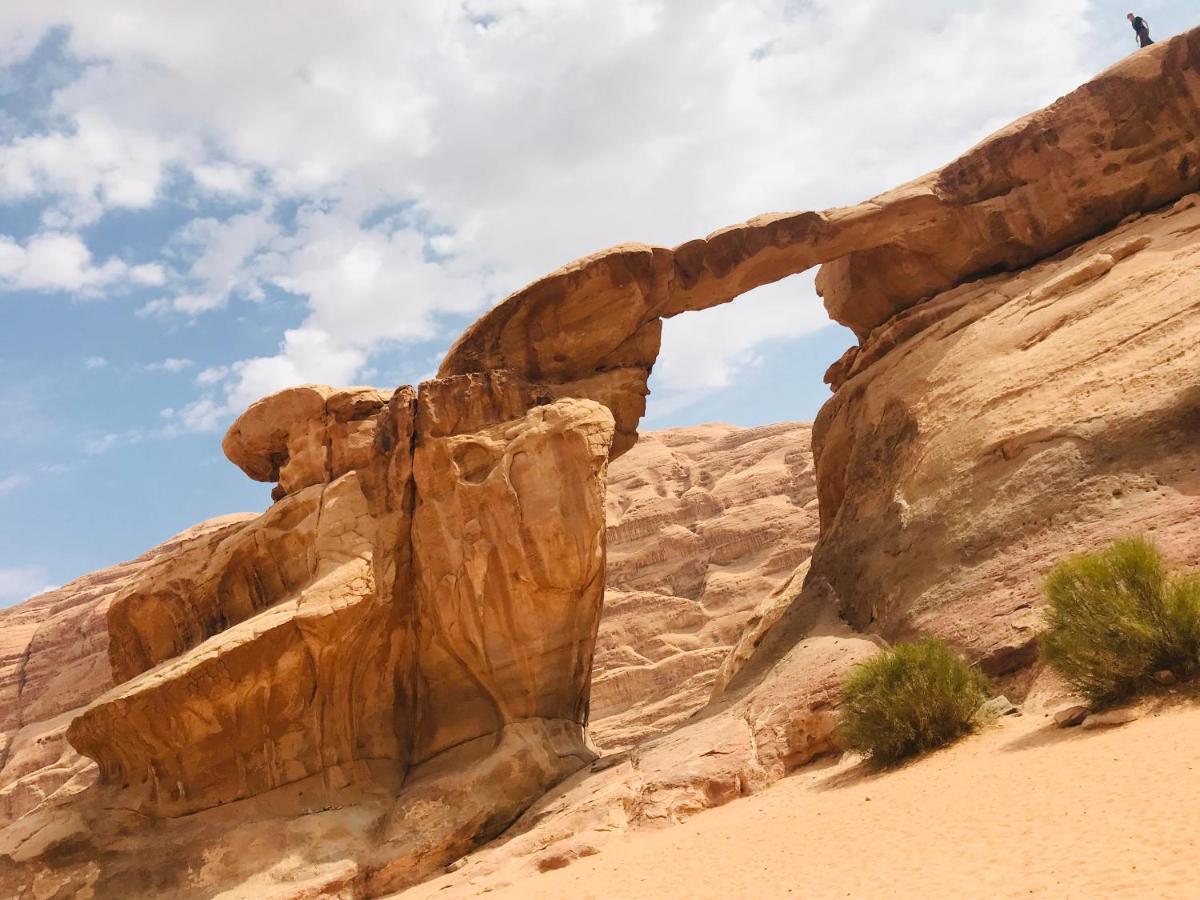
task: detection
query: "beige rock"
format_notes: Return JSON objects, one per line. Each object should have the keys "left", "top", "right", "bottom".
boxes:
{"left": 410, "top": 398, "right": 614, "bottom": 762}
{"left": 0, "top": 382, "right": 615, "bottom": 897}
{"left": 1082, "top": 707, "right": 1141, "bottom": 730}
{"left": 807, "top": 198, "right": 1200, "bottom": 676}
{"left": 0, "top": 515, "right": 254, "bottom": 825}
{"left": 592, "top": 423, "right": 818, "bottom": 751}
{"left": 1053, "top": 705, "right": 1089, "bottom": 728}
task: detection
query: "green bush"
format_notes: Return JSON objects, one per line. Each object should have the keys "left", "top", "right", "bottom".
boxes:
{"left": 1040, "top": 536, "right": 1200, "bottom": 705}
{"left": 838, "top": 639, "right": 990, "bottom": 766}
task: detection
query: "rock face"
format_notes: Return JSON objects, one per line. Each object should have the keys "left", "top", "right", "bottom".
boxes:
{"left": 66, "top": 386, "right": 613, "bottom": 820}
{"left": 0, "top": 516, "right": 253, "bottom": 825}
{"left": 809, "top": 197, "right": 1200, "bottom": 676}
{"left": 592, "top": 422, "right": 818, "bottom": 752}
{"left": 1, "top": 379, "right": 615, "bottom": 896}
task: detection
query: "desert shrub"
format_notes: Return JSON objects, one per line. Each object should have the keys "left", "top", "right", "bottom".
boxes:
{"left": 838, "top": 639, "right": 990, "bottom": 766}
{"left": 1040, "top": 536, "right": 1200, "bottom": 705}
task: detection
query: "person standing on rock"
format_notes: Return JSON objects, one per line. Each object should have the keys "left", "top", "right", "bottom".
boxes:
{"left": 1128, "top": 13, "right": 1154, "bottom": 48}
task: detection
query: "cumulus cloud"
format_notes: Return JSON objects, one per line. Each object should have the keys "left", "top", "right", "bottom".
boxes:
{"left": 194, "top": 365, "right": 229, "bottom": 386}
{"left": 145, "top": 357, "right": 194, "bottom": 373}
{"left": 0, "top": 110, "right": 182, "bottom": 227}
{"left": 0, "top": 473, "right": 30, "bottom": 496}
{"left": 0, "top": 231, "right": 161, "bottom": 296}
{"left": 160, "top": 398, "right": 227, "bottom": 433}
{"left": 0, "top": 0, "right": 1095, "bottom": 419}
{"left": 83, "top": 355, "right": 108, "bottom": 369}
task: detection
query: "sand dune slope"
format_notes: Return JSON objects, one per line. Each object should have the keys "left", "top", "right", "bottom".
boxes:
{"left": 416, "top": 701, "right": 1200, "bottom": 899}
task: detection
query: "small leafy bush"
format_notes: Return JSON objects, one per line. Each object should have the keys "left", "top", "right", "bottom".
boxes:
{"left": 1040, "top": 536, "right": 1200, "bottom": 705}
{"left": 838, "top": 639, "right": 990, "bottom": 766}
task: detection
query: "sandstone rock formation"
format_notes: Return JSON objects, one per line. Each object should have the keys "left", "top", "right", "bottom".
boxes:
{"left": 4, "top": 28, "right": 1200, "bottom": 900}
{"left": 807, "top": 195, "right": 1200, "bottom": 677}
{"left": 593, "top": 422, "right": 817, "bottom": 751}
{"left": 0, "top": 515, "right": 254, "bottom": 825}
{"left": 2, "top": 381, "right": 618, "bottom": 896}
{"left": 439, "top": 30, "right": 1200, "bottom": 458}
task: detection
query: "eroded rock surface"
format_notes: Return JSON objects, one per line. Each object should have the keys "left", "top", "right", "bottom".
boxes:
{"left": 808, "top": 195, "right": 1200, "bottom": 676}
{"left": 0, "top": 516, "right": 253, "bottom": 825}
{"left": 592, "top": 422, "right": 818, "bottom": 752}
{"left": 2, "top": 379, "right": 617, "bottom": 896}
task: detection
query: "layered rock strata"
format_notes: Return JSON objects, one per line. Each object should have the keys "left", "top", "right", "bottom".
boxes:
{"left": 593, "top": 422, "right": 818, "bottom": 751}
{"left": 0, "top": 377, "right": 615, "bottom": 900}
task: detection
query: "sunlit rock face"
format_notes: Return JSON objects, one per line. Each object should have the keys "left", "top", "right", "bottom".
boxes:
{"left": 66, "top": 382, "right": 614, "bottom": 819}
{"left": 811, "top": 195, "right": 1200, "bottom": 677}
{"left": 592, "top": 422, "right": 819, "bottom": 753}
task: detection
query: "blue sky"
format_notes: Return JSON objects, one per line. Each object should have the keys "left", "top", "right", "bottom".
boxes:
{"left": 0, "top": 1, "right": 1191, "bottom": 603}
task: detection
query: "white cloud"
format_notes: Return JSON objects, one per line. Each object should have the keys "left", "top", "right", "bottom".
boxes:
{"left": 194, "top": 365, "right": 229, "bottom": 386}
{"left": 130, "top": 263, "right": 166, "bottom": 286}
{"left": 0, "top": 111, "right": 182, "bottom": 227}
{"left": 191, "top": 161, "right": 256, "bottom": 196}
{"left": 83, "top": 430, "right": 144, "bottom": 455}
{"left": 0, "top": 565, "right": 56, "bottom": 605}
{"left": 0, "top": 473, "right": 30, "bottom": 496}
{"left": 0, "top": 231, "right": 157, "bottom": 297}
{"left": 160, "top": 397, "right": 228, "bottom": 433}
{"left": 0, "top": 0, "right": 1095, "bottom": 418}
{"left": 83, "top": 355, "right": 108, "bottom": 369}
{"left": 145, "top": 357, "right": 194, "bottom": 373}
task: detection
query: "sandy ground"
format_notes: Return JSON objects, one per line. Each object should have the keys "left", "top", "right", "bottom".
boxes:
{"left": 411, "top": 701, "right": 1200, "bottom": 899}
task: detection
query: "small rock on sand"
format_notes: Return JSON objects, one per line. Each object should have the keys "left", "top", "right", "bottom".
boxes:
{"left": 1081, "top": 708, "right": 1140, "bottom": 730}
{"left": 1053, "top": 705, "right": 1089, "bottom": 728}
{"left": 978, "top": 695, "right": 1020, "bottom": 718}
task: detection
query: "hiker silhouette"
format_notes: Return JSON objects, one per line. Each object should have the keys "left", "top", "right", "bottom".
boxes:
{"left": 1128, "top": 12, "right": 1154, "bottom": 48}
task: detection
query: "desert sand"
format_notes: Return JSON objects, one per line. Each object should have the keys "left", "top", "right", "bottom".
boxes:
{"left": 409, "top": 701, "right": 1200, "bottom": 899}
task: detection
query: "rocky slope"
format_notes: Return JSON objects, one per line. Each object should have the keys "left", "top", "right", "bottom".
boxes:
{"left": 3, "top": 28, "right": 1199, "bottom": 900}
{"left": 809, "top": 197, "right": 1200, "bottom": 677}
{"left": 0, "top": 515, "right": 254, "bottom": 825}
{"left": 0, "top": 420, "right": 816, "bottom": 892}
{"left": 593, "top": 422, "right": 817, "bottom": 751}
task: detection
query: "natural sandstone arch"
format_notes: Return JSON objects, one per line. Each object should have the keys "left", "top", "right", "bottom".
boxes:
{"left": 441, "top": 31, "right": 1200, "bottom": 457}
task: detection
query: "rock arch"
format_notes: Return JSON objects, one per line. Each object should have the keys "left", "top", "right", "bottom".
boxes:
{"left": 441, "top": 30, "right": 1200, "bottom": 453}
